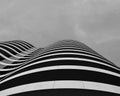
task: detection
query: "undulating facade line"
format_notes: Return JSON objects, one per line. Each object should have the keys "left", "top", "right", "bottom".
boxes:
{"left": 0, "top": 40, "right": 120, "bottom": 96}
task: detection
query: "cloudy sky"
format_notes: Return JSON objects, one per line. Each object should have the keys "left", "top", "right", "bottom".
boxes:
{"left": 0, "top": 0, "right": 120, "bottom": 67}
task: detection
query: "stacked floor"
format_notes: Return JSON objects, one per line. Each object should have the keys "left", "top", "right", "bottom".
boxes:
{"left": 0, "top": 40, "right": 120, "bottom": 96}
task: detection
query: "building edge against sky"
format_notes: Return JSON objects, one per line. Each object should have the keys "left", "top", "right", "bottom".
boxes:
{"left": 0, "top": 40, "right": 120, "bottom": 95}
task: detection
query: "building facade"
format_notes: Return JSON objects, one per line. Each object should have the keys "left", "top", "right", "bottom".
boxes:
{"left": 0, "top": 40, "right": 120, "bottom": 96}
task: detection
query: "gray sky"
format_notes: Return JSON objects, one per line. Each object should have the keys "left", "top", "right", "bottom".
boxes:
{"left": 0, "top": 0, "right": 120, "bottom": 67}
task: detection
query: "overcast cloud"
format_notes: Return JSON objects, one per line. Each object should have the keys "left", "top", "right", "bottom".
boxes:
{"left": 0, "top": 0, "right": 120, "bottom": 67}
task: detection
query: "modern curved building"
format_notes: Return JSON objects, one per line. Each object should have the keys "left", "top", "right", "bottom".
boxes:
{"left": 0, "top": 40, "right": 120, "bottom": 96}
